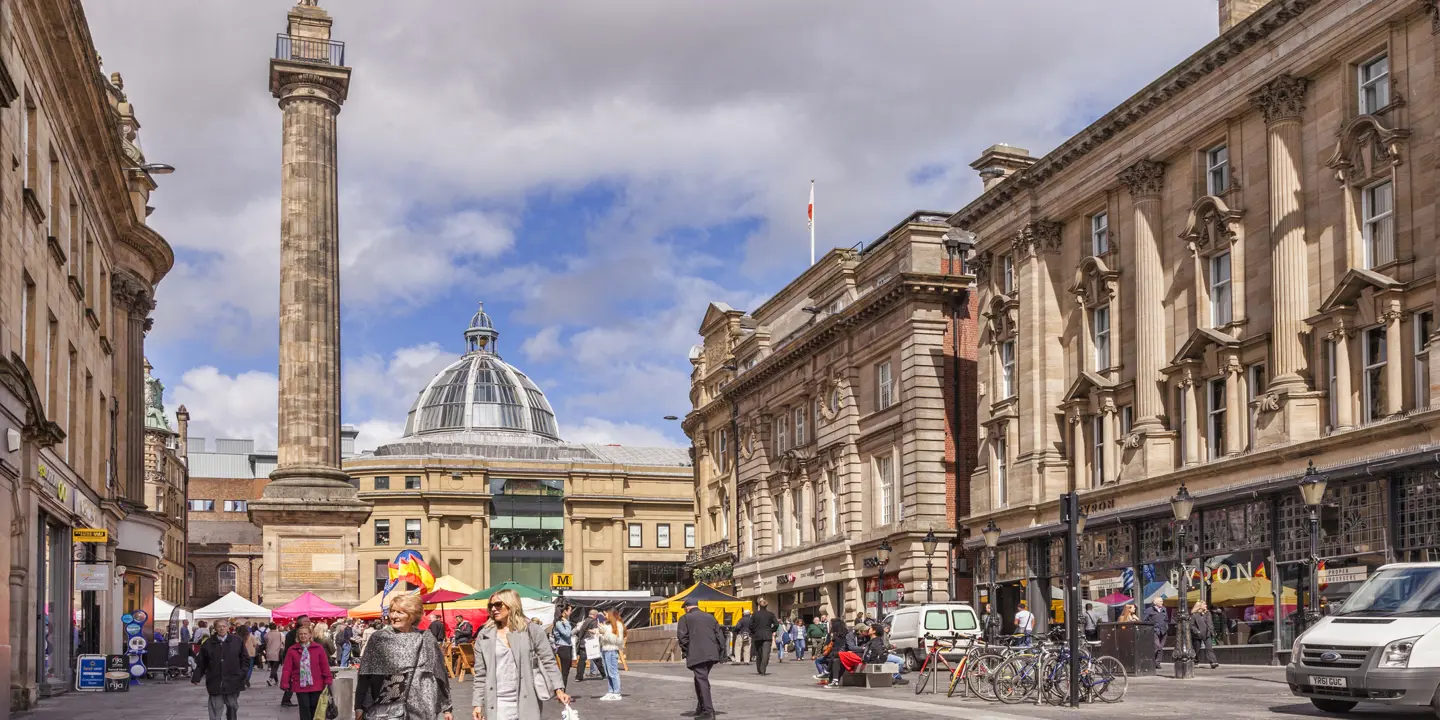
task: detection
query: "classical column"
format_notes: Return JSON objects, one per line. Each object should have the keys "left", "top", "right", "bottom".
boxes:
{"left": 249, "top": 0, "right": 369, "bottom": 607}
{"left": 1118, "top": 160, "right": 1168, "bottom": 430}
{"left": 1383, "top": 306, "right": 1404, "bottom": 416}
{"left": 1224, "top": 359, "right": 1244, "bottom": 456}
{"left": 1100, "top": 404, "right": 1117, "bottom": 485}
{"left": 1250, "top": 75, "right": 1311, "bottom": 393}
{"left": 612, "top": 518, "right": 627, "bottom": 590}
{"left": 1329, "top": 322, "right": 1355, "bottom": 430}
{"left": 1182, "top": 377, "right": 1201, "bottom": 466}
{"left": 110, "top": 271, "right": 154, "bottom": 508}
{"left": 1069, "top": 414, "right": 1084, "bottom": 490}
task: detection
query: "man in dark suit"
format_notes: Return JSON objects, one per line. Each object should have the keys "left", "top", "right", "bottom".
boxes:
{"left": 749, "top": 598, "right": 780, "bottom": 675}
{"left": 192, "top": 619, "right": 247, "bottom": 720}
{"left": 677, "top": 597, "right": 725, "bottom": 720}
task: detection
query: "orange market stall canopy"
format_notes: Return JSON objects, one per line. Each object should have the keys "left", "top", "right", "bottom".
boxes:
{"left": 649, "top": 583, "right": 751, "bottom": 626}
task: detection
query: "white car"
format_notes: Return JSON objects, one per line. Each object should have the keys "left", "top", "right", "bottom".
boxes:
{"left": 884, "top": 603, "right": 981, "bottom": 670}
{"left": 1286, "top": 562, "right": 1440, "bottom": 715}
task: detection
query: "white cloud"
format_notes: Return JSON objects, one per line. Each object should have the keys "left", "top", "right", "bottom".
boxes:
{"left": 168, "top": 367, "right": 280, "bottom": 451}
{"left": 343, "top": 342, "right": 461, "bottom": 448}
{"left": 561, "top": 418, "right": 681, "bottom": 448}
{"left": 520, "top": 326, "right": 564, "bottom": 363}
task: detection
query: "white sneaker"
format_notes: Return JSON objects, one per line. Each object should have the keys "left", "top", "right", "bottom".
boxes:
{"left": 601, "top": 693, "right": 620, "bottom": 701}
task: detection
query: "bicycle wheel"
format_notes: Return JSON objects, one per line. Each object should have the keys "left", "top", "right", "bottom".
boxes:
{"left": 945, "top": 657, "right": 968, "bottom": 698}
{"left": 1045, "top": 657, "right": 1072, "bottom": 705}
{"left": 1090, "top": 655, "right": 1128, "bottom": 703}
{"left": 914, "top": 657, "right": 933, "bottom": 695}
{"left": 992, "top": 656, "right": 1037, "bottom": 705}
{"left": 965, "top": 653, "right": 1006, "bottom": 702}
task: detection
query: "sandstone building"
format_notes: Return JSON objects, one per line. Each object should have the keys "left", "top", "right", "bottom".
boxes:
{"left": 348, "top": 306, "right": 696, "bottom": 597}
{"left": 957, "top": 0, "right": 1440, "bottom": 664}
{"left": 684, "top": 212, "right": 977, "bottom": 622}
{"left": 0, "top": 0, "right": 174, "bottom": 713}
{"left": 141, "top": 361, "right": 189, "bottom": 606}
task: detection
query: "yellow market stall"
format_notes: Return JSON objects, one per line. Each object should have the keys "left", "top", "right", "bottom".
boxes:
{"left": 649, "top": 583, "right": 751, "bottom": 626}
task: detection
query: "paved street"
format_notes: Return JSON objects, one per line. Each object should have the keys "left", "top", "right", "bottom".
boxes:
{"left": 17, "top": 660, "right": 1440, "bottom": 720}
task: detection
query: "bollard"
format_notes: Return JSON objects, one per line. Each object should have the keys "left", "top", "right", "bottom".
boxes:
{"left": 332, "top": 667, "right": 356, "bottom": 720}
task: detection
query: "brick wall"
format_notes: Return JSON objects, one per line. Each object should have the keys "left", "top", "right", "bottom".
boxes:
{"left": 938, "top": 255, "right": 979, "bottom": 600}
{"left": 189, "top": 550, "right": 263, "bottom": 606}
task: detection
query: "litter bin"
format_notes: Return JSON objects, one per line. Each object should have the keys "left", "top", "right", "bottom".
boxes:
{"left": 1097, "top": 621, "right": 1155, "bottom": 677}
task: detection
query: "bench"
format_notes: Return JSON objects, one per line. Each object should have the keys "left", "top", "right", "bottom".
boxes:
{"left": 839, "top": 662, "right": 899, "bottom": 688}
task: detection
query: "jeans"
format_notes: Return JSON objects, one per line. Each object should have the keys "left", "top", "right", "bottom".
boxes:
{"left": 793, "top": 638, "right": 806, "bottom": 659}
{"left": 207, "top": 693, "right": 239, "bottom": 720}
{"left": 556, "top": 646, "right": 573, "bottom": 688}
{"left": 602, "top": 650, "right": 621, "bottom": 695}
{"left": 814, "top": 657, "right": 829, "bottom": 676}
{"left": 886, "top": 653, "right": 904, "bottom": 680}
{"left": 339, "top": 641, "right": 352, "bottom": 667}
{"left": 296, "top": 690, "right": 322, "bottom": 720}
{"left": 243, "top": 656, "right": 253, "bottom": 684}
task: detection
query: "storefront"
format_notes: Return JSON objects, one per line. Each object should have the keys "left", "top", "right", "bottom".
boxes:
{"left": 37, "top": 512, "right": 73, "bottom": 691}
{"left": 864, "top": 573, "right": 904, "bottom": 619}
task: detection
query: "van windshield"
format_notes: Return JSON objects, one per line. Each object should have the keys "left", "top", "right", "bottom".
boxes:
{"left": 1335, "top": 566, "right": 1440, "bottom": 617}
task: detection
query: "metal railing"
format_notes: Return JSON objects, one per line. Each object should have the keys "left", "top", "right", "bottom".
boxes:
{"left": 699, "top": 538, "right": 731, "bottom": 561}
{"left": 275, "top": 34, "right": 345, "bottom": 66}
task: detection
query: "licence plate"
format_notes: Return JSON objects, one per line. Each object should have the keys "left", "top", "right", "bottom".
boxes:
{"left": 1310, "top": 676, "right": 1347, "bottom": 688}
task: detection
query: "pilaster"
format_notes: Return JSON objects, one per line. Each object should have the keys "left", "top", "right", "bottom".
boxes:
{"left": 1329, "top": 321, "right": 1355, "bottom": 430}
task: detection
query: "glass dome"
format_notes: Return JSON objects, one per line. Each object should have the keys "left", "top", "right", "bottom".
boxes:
{"left": 401, "top": 303, "right": 561, "bottom": 442}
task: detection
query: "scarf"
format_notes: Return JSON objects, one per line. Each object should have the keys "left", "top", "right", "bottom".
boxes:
{"left": 356, "top": 626, "right": 450, "bottom": 717}
{"left": 298, "top": 642, "right": 314, "bottom": 687}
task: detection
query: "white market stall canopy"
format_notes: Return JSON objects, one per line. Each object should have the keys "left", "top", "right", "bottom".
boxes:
{"left": 156, "top": 597, "right": 193, "bottom": 622}
{"left": 193, "top": 591, "right": 272, "bottom": 620}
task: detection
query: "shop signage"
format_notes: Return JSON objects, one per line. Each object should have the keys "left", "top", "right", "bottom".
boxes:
{"left": 550, "top": 572, "right": 574, "bottom": 590}
{"left": 1079, "top": 498, "right": 1115, "bottom": 515}
{"left": 104, "top": 655, "right": 129, "bottom": 692}
{"left": 73, "top": 528, "right": 108, "bottom": 543}
{"left": 75, "top": 563, "right": 109, "bottom": 591}
{"left": 56, "top": 479, "right": 69, "bottom": 503}
{"left": 1320, "top": 566, "right": 1368, "bottom": 585}
{"left": 76, "top": 654, "right": 105, "bottom": 691}
{"left": 777, "top": 573, "right": 796, "bottom": 585}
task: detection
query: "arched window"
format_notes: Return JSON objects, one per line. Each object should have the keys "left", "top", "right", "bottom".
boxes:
{"left": 217, "top": 563, "right": 238, "bottom": 595}
{"left": 186, "top": 564, "right": 196, "bottom": 599}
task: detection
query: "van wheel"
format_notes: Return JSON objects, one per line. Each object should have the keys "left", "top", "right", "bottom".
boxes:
{"left": 903, "top": 650, "right": 921, "bottom": 673}
{"left": 1310, "top": 699, "right": 1356, "bottom": 714}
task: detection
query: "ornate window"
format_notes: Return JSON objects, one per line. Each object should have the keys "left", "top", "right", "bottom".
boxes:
{"left": 1210, "top": 252, "right": 1232, "bottom": 327}
{"left": 993, "top": 430, "right": 1008, "bottom": 509}
{"left": 999, "top": 340, "right": 1016, "bottom": 398}
{"left": 1362, "top": 180, "right": 1394, "bottom": 268}
{"left": 1090, "top": 212, "right": 1109, "bottom": 256}
{"left": 1278, "top": 480, "right": 1386, "bottom": 562}
{"left": 1000, "top": 254, "right": 1015, "bottom": 294}
{"left": 1359, "top": 54, "right": 1390, "bottom": 114}
{"left": 1201, "top": 500, "right": 1270, "bottom": 554}
{"left": 877, "top": 362, "right": 894, "bottom": 410}
{"left": 1207, "top": 378, "right": 1226, "bottom": 460}
{"left": 1416, "top": 312, "right": 1433, "bottom": 409}
{"left": 1092, "top": 306, "right": 1111, "bottom": 370}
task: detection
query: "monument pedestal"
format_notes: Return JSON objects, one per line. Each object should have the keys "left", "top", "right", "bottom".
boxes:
{"left": 249, "top": 471, "right": 370, "bottom": 606}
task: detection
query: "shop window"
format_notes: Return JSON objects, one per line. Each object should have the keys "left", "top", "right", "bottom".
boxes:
{"left": 1210, "top": 252, "right": 1232, "bottom": 327}
{"left": 628, "top": 523, "right": 642, "bottom": 548}
{"left": 1362, "top": 180, "right": 1394, "bottom": 269}
{"left": 1359, "top": 53, "right": 1390, "bottom": 114}
{"left": 1092, "top": 305, "right": 1111, "bottom": 369}
{"left": 1363, "top": 327, "right": 1387, "bottom": 423}
{"left": 404, "top": 475, "right": 421, "bottom": 490}
{"left": 1416, "top": 312, "right": 1433, "bottom": 409}
{"left": 405, "top": 519, "right": 422, "bottom": 545}
{"left": 877, "top": 362, "right": 894, "bottom": 410}
{"left": 657, "top": 523, "right": 671, "bottom": 548}
{"left": 684, "top": 524, "right": 695, "bottom": 549}
{"left": 1277, "top": 480, "right": 1386, "bottom": 562}
{"left": 1207, "top": 144, "right": 1230, "bottom": 195}
{"left": 374, "top": 476, "right": 390, "bottom": 490}
{"left": 374, "top": 519, "right": 390, "bottom": 546}
{"left": 217, "top": 563, "right": 238, "bottom": 595}
{"left": 1397, "top": 471, "right": 1440, "bottom": 556}
{"left": 1090, "top": 212, "right": 1109, "bottom": 256}
{"left": 1201, "top": 500, "right": 1271, "bottom": 554}
{"left": 1207, "top": 377, "right": 1226, "bottom": 460}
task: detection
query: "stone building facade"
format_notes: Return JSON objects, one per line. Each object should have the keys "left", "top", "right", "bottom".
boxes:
{"left": 141, "top": 361, "right": 188, "bottom": 606}
{"left": 956, "top": 0, "right": 1440, "bottom": 664}
{"left": 0, "top": 0, "right": 173, "bottom": 714}
{"left": 684, "top": 212, "right": 977, "bottom": 623}
{"left": 349, "top": 307, "right": 696, "bottom": 598}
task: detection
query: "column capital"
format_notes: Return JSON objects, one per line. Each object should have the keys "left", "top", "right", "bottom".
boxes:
{"left": 1118, "top": 159, "right": 1165, "bottom": 198}
{"left": 111, "top": 269, "right": 155, "bottom": 316}
{"left": 1250, "top": 74, "right": 1309, "bottom": 125}
{"left": 1011, "top": 220, "right": 1062, "bottom": 259}
{"left": 1422, "top": 0, "right": 1440, "bottom": 35}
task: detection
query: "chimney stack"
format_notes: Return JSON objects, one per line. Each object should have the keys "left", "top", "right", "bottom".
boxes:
{"left": 175, "top": 405, "right": 190, "bottom": 463}
{"left": 970, "top": 144, "right": 1035, "bottom": 192}
{"left": 1219, "top": 0, "right": 1267, "bottom": 33}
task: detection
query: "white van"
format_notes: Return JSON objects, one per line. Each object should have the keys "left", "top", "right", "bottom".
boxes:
{"left": 1286, "top": 562, "right": 1440, "bottom": 716}
{"left": 884, "top": 603, "right": 981, "bottom": 670}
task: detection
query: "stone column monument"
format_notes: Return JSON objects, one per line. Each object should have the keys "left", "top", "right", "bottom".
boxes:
{"left": 248, "top": 0, "right": 371, "bottom": 606}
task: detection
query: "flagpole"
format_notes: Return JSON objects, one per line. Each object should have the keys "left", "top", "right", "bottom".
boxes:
{"left": 809, "top": 179, "right": 815, "bottom": 266}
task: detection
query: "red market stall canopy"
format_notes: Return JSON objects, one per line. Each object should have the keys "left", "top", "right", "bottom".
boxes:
{"left": 272, "top": 591, "right": 348, "bottom": 621}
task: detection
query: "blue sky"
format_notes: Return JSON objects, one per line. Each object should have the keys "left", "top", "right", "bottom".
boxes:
{"left": 87, "top": 0, "right": 1216, "bottom": 452}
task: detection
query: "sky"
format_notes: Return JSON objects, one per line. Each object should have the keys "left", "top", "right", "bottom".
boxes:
{"left": 86, "top": 0, "right": 1216, "bottom": 453}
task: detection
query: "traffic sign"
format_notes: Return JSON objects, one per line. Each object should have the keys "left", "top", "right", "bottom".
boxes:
{"left": 550, "top": 572, "right": 574, "bottom": 590}
{"left": 73, "top": 528, "right": 108, "bottom": 543}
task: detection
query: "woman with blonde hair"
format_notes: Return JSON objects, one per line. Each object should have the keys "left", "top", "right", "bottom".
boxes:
{"left": 597, "top": 610, "right": 626, "bottom": 701}
{"left": 354, "top": 594, "right": 452, "bottom": 720}
{"left": 472, "top": 589, "right": 569, "bottom": 720}
{"left": 1118, "top": 603, "right": 1140, "bottom": 623}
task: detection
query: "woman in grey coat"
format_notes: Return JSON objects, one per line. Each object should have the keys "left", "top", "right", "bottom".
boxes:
{"left": 471, "top": 589, "right": 570, "bottom": 720}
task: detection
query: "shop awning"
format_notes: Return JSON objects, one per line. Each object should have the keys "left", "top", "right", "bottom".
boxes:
{"left": 194, "top": 592, "right": 271, "bottom": 620}
{"left": 648, "top": 583, "right": 751, "bottom": 626}
{"left": 271, "top": 591, "right": 348, "bottom": 621}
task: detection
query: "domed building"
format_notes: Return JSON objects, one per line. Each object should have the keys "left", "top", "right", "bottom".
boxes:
{"left": 346, "top": 304, "right": 696, "bottom": 597}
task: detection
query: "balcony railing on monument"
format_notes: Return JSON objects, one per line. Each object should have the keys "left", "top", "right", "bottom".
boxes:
{"left": 275, "top": 34, "right": 345, "bottom": 66}
{"left": 700, "top": 539, "right": 731, "bottom": 561}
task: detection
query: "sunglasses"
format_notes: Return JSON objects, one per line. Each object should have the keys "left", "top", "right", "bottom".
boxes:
{"left": 488, "top": 602, "right": 507, "bottom": 610}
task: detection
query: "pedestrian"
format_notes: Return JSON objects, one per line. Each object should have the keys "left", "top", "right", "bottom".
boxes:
{"left": 279, "top": 624, "right": 333, "bottom": 720}
{"left": 470, "top": 589, "right": 569, "bottom": 720}
{"left": 732, "top": 610, "right": 753, "bottom": 665}
{"left": 238, "top": 624, "right": 258, "bottom": 688}
{"left": 980, "top": 603, "right": 1001, "bottom": 643}
{"left": 264, "top": 622, "right": 284, "bottom": 686}
{"left": 584, "top": 610, "right": 608, "bottom": 680}
{"left": 453, "top": 616, "right": 475, "bottom": 645}
{"left": 864, "top": 623, "right": 909, "bottom": 686}
{"left": 1118, "top": 603, "right": 1140, "bottom": 623}
{"left": 1191, "top": 601, "right": 1219, "bottom": 669}
{"left": 191, "top": 619, "right": 246, "bottom": 720}
{"left": 676, "top": 597, "right": 725, "bottom": 720}
{"left": 429, "top": 612, "right": 448, "bottom": 645}
{"left": 280, "top": 614, "right": 312, "bottom": 708}
{"left": 807, "top": 616, "right": 826, "bottom": 659}
{"left": 823, "top": 620, "right": 863, "bottom": 688}
{"left": 749, "top": 598, "right": 779, "bottom": 675}
{"left": 194, "top": 620, "right": 210, "bottom": 645}
{"left": 181, "top": 619, "right": 193, "bottom": 644}
{"left": 598, "top": 610, "right": 626, "bottom": 701}
{"left": 776, "top": 618, "right": 790, "bottom": 665}
{"left": 1083, "top": 602, "right": 1103, "bottom": 641}
{"left": 360, "top": 620, "right": 378, "bottom": 660}
{"left": 550, "top": 610, "right": 573, "bottom": 689}
{"left": 1013, "top": 601, "right": 1035, "bottom": 646}
{"left": 1143, "top": 597, "right": 1169, "bottom": 667}
{"left": 790, "top": 619, "right": 807, "bottom": 660}
{"left": 356, "top": 593, "right": 453, "bottom": 720}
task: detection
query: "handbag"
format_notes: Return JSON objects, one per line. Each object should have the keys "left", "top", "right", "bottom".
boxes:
{"left": 529, "top": 624, "right": 555, "bottom": 701}
{"left": 583, "top": 636, "right": 601, "bottom": 658}
{"left": 316, "top": 688, "right": 339, "bottom": 720}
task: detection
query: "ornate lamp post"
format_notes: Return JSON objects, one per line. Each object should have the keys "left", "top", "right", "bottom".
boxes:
{"left": 982, "top": 520, "right": 1001, "bottom": 604}
{"left": 1170, "top": 483, "right": 1196, "bottom": 679}
{"left": 1299, "top": 460, "right": 1329, "bottom": 625}
{"left": 873, "top": 540, "right": 893, "bottom": 620}
{"left": 922, "top": 530, "right": 939, "bottom": 603}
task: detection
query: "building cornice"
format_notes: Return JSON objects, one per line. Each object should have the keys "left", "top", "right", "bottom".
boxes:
{"left": 950, "top": 0, "right": 1317, "bottom": 230}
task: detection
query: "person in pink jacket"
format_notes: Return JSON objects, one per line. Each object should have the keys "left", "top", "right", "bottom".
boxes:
{"left": 280, "top": 625, "right": 334, "bottom": 720}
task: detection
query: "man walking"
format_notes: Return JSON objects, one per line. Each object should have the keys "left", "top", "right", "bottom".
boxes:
{"left": 180, "top": 619, "right": 192, "bottom": 644}
{"left": 1013, "top": 601, "right": 1035, "bottom": 646}
{"left": 677, "top": 597, "right": 725, "bottom": 720}
{"left": 749, "top": 599, "right": 780, "bottom": 675}
{"left": 280, "top": 614, "right": 311, "bottom": 707}
{"left": 192, "top": 619, "right": 246, "bottom": 720}
{"left": 1083, "top": 602, "right": 1105, "bottom": 641}
{"left": 732, "top": 610, "right": 752, "bottom": 665}
{"left": 1143, "top": 598, "right": 1169, "bottom": 667}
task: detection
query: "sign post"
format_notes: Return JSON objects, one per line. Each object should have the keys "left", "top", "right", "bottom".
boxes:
{"left": 550, "top": 572, "right": 573, "bottom": 600}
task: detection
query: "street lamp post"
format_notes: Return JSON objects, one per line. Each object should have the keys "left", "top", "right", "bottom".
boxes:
{"left": 922, "top": 530, "right": 938, "bottom": 603}
{"left": 1299, "top": 460, "right": 1329, "bottom": 625}
{"left": 1059, "top": 493, "right": 1086, "bottom": 707}
{"left": 1170, "top": 483, "right": 1196, "bottom": 680}
{"left": 982, "top": 520, "right": 1000, "bottom": 638}
{"left": 873, "top": 540, "right": 893, "bottom": 621}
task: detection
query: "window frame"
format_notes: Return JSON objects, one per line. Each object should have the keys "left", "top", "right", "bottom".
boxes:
{"left": 1359, "top": 53, "right": 1390, "bottom": 115}
{"left": 1326, "top": 337, "right": 1340, "bottom": 430}
{"left": 404, "top": 475, "right": 421, "bottom": 490}
{"left": 684, "top": 523, "right": 696, "bottom": 549}
{"left": 1248, "top": 363, "right": 1266, "bottom": 446}
{"left": 187, "top": 499, "right": 214, "bottom": 512}
{"left": 1206, "top": 144, "right": 1230, "bottom": 196}
{"left": 404, "top": 518, "right": 422, "bottom": 546}
{"left": 374, "top": 476, "right": 390, "bottom": 490}
{"left": 1000, "top": 254, "right": 1015, "bottom": 295}
{"left": 217, "top": 563, "right": 238, "bottom": 596}
{"left": 1210, "top": 251, "right": 1233, "bottom": 327}
{"left": 1416, "top": 312, "right": 1434, "bottom": 409}
{"left": 999, "top": 340, "right": 1016, "bottom": 398}
{"left": 1362, "top": 179, "right": 1395, "bottom": 269}
{"left": 1207, "top": 377, "right": 1227, "bottom": 460}
{"left": 1092, "top": 305, "right": 1111, "bottom": 370}
{"left": 773, "top": 494, "right": 785, "bottom": 552}
{"left": 628, "top": 523, "right": 643, "bottom": 548}
{"left": 877, "top": 361, "right": 895, "bottom": 410}
{"left": 374, "top": 519, "right": 390, "bottom": 546}
{"left": 993, "top": 431, "right": 1008, "bottom": 508}
{"left": 222, "top": 500, "right": 247, "bottom": 513}
{"left": 1363, "top": 326, "right": 1387, "bottom": 424}
{"left": 1090, "top": 212, "right": 1109, "bottom": 256}
{"left": 1091, "top": 414, "right": 1105, "bottom": 487}
{"left": 657, "top": 523, "right": 671, "bottom": 548}
{"left": 875, "top": 452, "right": 895, "bottom": 525}
{"left": 794, "top": 406, "right": 807, "bottom": 446}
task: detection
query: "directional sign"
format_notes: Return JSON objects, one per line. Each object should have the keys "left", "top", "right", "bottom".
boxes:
{"left": 550, "top": 573, "right": 574, "bottom": 590}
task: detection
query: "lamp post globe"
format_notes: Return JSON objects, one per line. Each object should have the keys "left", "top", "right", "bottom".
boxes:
{"left": 922, "top": 530, "right": 938, "bottom": 602}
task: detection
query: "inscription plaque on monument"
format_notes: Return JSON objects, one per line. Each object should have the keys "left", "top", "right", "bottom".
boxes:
{"left": 279, "top": 537, "right": 345, "bottom": 588}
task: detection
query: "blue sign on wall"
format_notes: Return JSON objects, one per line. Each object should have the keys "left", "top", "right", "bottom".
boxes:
{"left": 75, "top": 655, "right": 105, "bottom": 691}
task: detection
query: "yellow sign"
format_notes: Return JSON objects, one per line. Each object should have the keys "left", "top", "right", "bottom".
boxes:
{"left": 551, "top": 573, "right": 574, "bottom": 590}
{"left": 73, "top": 528, "right": 108, "bottom": 543}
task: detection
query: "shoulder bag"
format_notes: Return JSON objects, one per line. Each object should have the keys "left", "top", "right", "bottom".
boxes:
{"left": 528, "top": 624, "right": 555, "bottom": 701}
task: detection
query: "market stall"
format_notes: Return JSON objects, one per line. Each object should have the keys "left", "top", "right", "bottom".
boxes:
{"left": 271, "top": 591, "right": 348, "bottom": 622}
{"left": 193, "top": 592, "right": 271, "bottom": 621}
{"left": 648, "top": 583, "right": 750, "bottom": 626}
